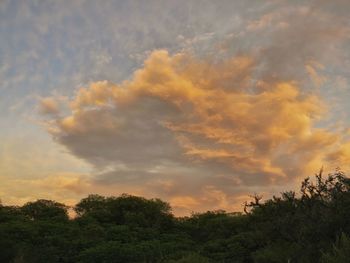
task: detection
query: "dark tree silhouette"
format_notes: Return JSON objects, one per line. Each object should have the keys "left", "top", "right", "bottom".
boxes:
{"left": 0, "top": 169, "right": 349, "bottom": 262}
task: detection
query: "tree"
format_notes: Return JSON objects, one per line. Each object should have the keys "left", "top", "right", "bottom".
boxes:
{"left": 75, "top": 194, "right": 173, "bottom": 228}
{"left": 0, "top": 169, "right": 349, "bottom": 262}
{"left": 321, "top": 233, "right": 350, "bottom": 263}
{"left": 21, "top": 199, "right": 68, "bottom": 221}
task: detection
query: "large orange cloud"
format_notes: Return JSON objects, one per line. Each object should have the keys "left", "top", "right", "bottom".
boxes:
{"left": 42, "top": 49, "right": 350, "bottom": 215}
{"left": 38, "top": 0, "right": 350, "bottom": 214}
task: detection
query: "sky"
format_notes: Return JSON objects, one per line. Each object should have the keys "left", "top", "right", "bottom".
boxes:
{"left": 1, "top": 0, "right": 350, "bottom": 215}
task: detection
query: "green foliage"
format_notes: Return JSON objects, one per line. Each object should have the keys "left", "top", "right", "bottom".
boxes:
{"left": 75, "top": 194, "right": 173, "bottom": 229}
{"left": 21, "top": 199, "right": 69, "bottom": 221}
{"left": 321, "top": 233, "right": 350, "bottom": 263}
{"left": 0, "top": 170, "right": 350, "bottom": 262}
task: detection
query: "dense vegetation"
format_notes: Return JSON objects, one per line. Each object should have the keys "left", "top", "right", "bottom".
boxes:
{"left": 1, "top": 170, "right": 350, "bottom": 262}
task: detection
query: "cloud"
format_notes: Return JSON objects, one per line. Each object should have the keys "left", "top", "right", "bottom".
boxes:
{"left": 29, "top": 0, "right": 350, "bottom": 214}
{"left": 305, "top": 61, "right": 327, "bottom": 88}
{"left": 327, "top": 142, "right": 350, "bottom": 165}
{"left": 0, "top": 136, "right": 92, "bottom": 206}
{"left": 248, "top": 4, "right": 349, "bottom": 86}
{"left": 42, "top": 47, "right": 350, "bottom": 214}
{"left": 38, "top": 97, "right": 60, "bottom": 115}
{"left": 0, "top": 173, "right": 90, "bottom": 207}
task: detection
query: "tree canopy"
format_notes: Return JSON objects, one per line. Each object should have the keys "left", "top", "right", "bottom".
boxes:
{"left": 1, "top": 170, "right": 350, "bottom": 262}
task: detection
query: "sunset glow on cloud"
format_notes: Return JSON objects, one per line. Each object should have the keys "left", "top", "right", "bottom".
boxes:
{"left": 44, "top": 50, "right": 350, "bottom": 214}
{"left": 1, "top": 0, "right": 350, "bottom": 215}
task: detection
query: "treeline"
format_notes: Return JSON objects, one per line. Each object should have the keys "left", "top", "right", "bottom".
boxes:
{"left": 1, "top": 170, "right": 350, "bottom": 262}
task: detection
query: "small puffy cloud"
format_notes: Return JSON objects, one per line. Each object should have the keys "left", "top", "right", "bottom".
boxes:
{"left": 38, "top": 97, "right": 60, "bottom": 115}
